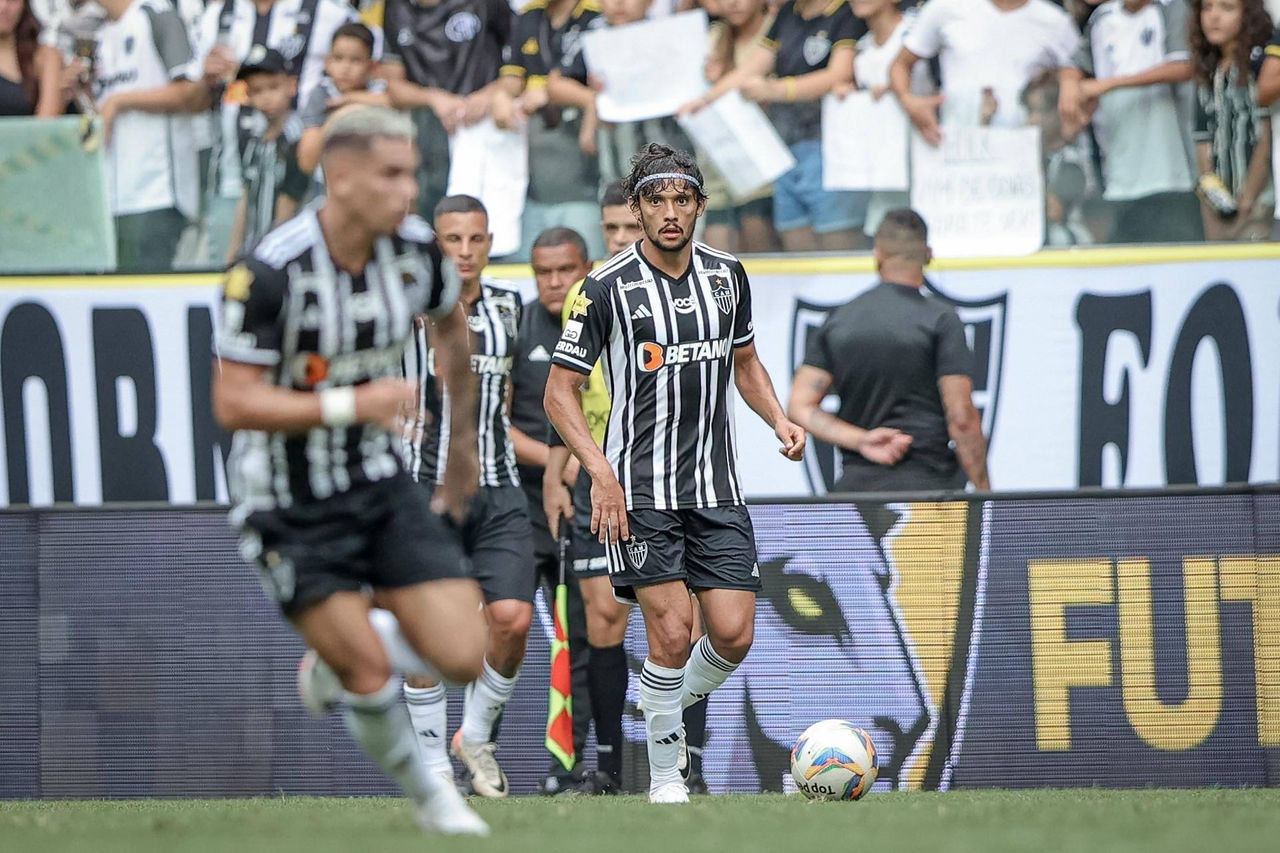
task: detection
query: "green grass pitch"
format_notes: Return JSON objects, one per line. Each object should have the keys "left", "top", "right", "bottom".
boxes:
{"left": 3, "top": 790, "right": 1276, "bottom": 853}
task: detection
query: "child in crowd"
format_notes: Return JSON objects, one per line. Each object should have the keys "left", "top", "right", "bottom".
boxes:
{"left": 1021, "top": 70, "right": 1104, "bottom": 246}
{"left": 1190, "top": 0, "right": 1274, "bottom": 240}
{"left": 225, "top": 47, "right": 309, "bottom": 262}
{"left": 296, "top": 22, "right": 389, "bottom": 175}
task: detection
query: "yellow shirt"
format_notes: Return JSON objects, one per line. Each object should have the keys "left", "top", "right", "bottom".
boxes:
{"left": 561, "top": 279, "right": 611, "bottom": 448}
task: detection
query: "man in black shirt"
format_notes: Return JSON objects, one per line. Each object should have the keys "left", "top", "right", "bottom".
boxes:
{"left": 544, "top": 143, "right": 806, "bottom": 804}
{"left": 212, "top": 106, "right": 488, "bottom": 835}
{"left": 508, "top": 226, "right": 596, "bottom": 793}
{"left": 788, "top": 208, "right": 990, "bottom": 493}
{"left": 381, "top": 0, "right": 512, "bottom": 218}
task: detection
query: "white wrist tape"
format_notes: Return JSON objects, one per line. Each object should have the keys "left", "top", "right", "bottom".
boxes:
{"left": 319, "top": 387, "right": 358, "bottom": 427}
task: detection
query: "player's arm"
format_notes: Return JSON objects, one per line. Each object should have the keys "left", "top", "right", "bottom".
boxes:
{"left": 213, "top": 361, "right": 415, "bottom": 433}
{"left": 543, "top": 442, "right": 574, "bottom": 538}
{"left": 429, "top": 303, "right": 480, "bottom": 518}
{"left": 510, "top": 422, "right": 550, "bottom": 468}
{"left": 732, "top": 341, "right": 804, "bottom": 461}
{"left": 788, "top": 365, "right": 911, "bottom": 466}
{"left": 938, "top": 375, "right": 988, "bottom": 491}
{"left": 545, "top": 364, "right": 625, "bottom": 542}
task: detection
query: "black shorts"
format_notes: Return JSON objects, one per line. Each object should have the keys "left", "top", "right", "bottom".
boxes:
{"left": 570, "top": 471, "right": 608, "bottom": 579}
{"left": 238, "top": 472, "right": 470, "bottom": 618}
{"left": 605, "top": 505, "right": 761, "bottom": 600}
{"left": 421, "top": 482, "right": 536, "bottom": 604}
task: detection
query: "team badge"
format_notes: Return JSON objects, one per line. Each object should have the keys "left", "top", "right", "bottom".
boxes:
{"left": 710, "top": 274, "right": 733, "bottom": 314}
{"left": 626, "top": 538, "right": 649, "bottom": 569}
{"left": 569, "top": 292, "right": 592, "bottom": 318}
{"left": 803, "top": 33, "right": 831, "bottom": 66}
{"left": 467, "top": 314, "right": 487, "bottom": 332}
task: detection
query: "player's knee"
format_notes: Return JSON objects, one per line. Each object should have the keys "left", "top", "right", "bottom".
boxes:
{"left": 712, "top": 621, "right": 754, "bottom": 664}
{"left": 435, "top": 648, "right": 485, "bottom": 684}
{"left": 486, "top": 600, "right": 533, "bottom": 644}
{"left": 330, "top": 653, "right": 394, "bottom": 694}
{"left": 648, "top": 618, "right": 694, "bottom": 667}
{"left": 586, "top": 605, "right": 628, "bottom": 647}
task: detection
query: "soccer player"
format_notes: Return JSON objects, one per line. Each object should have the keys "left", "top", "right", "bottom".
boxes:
{"left": 401, "top": 194, "right": 534, "bottom": 800}
{"left": 544, "top": 143, "right": 807, "bottom": 803}
{"left": 212, "top": 106, "right": 489, "bottom": 835}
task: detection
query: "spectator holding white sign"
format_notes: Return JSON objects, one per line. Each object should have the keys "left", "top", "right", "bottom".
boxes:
{"left": 682, "top": 0, "right": 863, "bottom": 252}
{"left": 889, "top": 0, "right": 1079, "bottom": 145}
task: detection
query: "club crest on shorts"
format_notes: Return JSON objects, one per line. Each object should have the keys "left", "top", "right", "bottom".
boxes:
{"left": 626, "top": 537, "right": 649, "bottom": 569}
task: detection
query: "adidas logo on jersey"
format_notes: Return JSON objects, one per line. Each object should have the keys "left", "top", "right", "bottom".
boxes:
{"left": 631, "top": 304, "right": 653, "bottom": 320}
{"left": 528, "top": 345, "right": 551, "bottom": 362}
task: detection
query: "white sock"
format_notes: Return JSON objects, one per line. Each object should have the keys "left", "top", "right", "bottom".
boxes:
{"left": 368, "top": 608, "right": 444, "bottom": 682}
{"left": 682, "top": 635, "right": 739, "bottom": 708}
{"left": 403, "top": 683, "right": 451, "bottom": 773}
{"left": 640, "top": 659, "right": 685, "bottom": 789}
{"left": 459, "top": 659, "right": 517, "bottom": 744}
{"left": 341, "top": 677, "right": 433, "bottom": 804}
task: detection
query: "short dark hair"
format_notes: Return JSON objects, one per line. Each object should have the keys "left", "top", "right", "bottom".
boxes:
{"left": 531, "top": 227, "right": 590, "bottom": 264}
{"left": 874, "top": 208, "right": 930, "bottom": 264}
{"left": 624, "top": 142, "right": 707, "bottom": 201}
{"left": 433, "top": 194, "right": 488, "bottom": 222}
{"left": 332, "top": 23, "right": 375, "bottom": 56}
{"left": 601, "top": 180, "right": 629, "bottom": 209}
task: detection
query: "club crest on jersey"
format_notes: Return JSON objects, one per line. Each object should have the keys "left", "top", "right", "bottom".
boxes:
{"left": 467, "top": 314, "right": 487, "bottom": 332}
{"left": 626, "top": 538, "right": 648, "bottom": 568}
{"left": 569, "top": 292, "right": 592, "bottom": 318}
{"left": 803, "top": 33, "right": 831, "bottom": 66}
{"left": 710, "top": 275, "right": 733, "bottom": 314}
{"left": 789, "top": 282, "right": 1006, "bottom": 494}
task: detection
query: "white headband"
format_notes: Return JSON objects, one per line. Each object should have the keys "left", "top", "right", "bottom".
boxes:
{"left": 634, "top": 172, "right": 702, "bottom": 194}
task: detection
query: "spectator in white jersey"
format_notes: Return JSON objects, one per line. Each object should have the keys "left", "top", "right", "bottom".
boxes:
{"left": 683, "top": 0, "right": 864, "bottom": 252}
{"left": 890, "top": 0, "right": 1079, "bottom": 146}
{"left": 195, "top": 0, "right": 360, "bottom": 267}
{"left": 1059, "top": 0, "right": 1203, "bottom": 243}
{"left": 296, "top": 22, "right": 389, "bottom": 175}
{"left": 225, "top": 46, "right": 308, "bottom": 262}
{"left": 214, "top": 105, "right": 489, "bottom": 836}
{"left": 400, "top": 194, "right": 535, "bottom": 801}
{"left": 544, "top": 143, "right": 806, "bottom": 804}
{"left": 85, "top": 0, "right": 206, "bottom": 272}
{"left": 1022, "top": 69, "right": 1104, "bottom": 245}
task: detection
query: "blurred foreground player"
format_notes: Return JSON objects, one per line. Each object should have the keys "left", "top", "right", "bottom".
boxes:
{"left": 212, "top": 106, "right": 490, "bottom": 835}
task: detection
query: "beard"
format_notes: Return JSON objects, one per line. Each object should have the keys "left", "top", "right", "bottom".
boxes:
{"left": 643, "top": 220, "right": 694, "bottom": 254}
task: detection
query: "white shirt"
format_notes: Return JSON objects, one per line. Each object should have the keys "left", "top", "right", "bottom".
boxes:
{"left": 903, "top": 0, "right": 1079, "bottom": 127}
{"left": 1075, "top": 0, "right": 1195, "bottom": 199}
{"left": 94, "top": 0, "right": 199, "bottom": 218}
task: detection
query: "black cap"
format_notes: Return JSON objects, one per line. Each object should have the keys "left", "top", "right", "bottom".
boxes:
{"left": 237, "top": 46, "right": 290, "bottom": 81}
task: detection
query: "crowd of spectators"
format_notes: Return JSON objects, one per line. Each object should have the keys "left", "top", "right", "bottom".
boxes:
{"left": 3, "top": 0, "right": 1280, "bottom": 272}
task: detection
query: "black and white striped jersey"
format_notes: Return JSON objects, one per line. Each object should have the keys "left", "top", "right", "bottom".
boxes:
{"left": 216, "top": 208, "right": 460, "bottom": 513}
{"left": 404, "top": 279, "right": 522, "bottom": 488}
{"left": 550, "top": 242, "right": 754, "bottom": 510}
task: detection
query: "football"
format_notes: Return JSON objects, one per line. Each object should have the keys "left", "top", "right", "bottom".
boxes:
{"left": 790, "top": 719, "right": 879, "bottom": 801}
